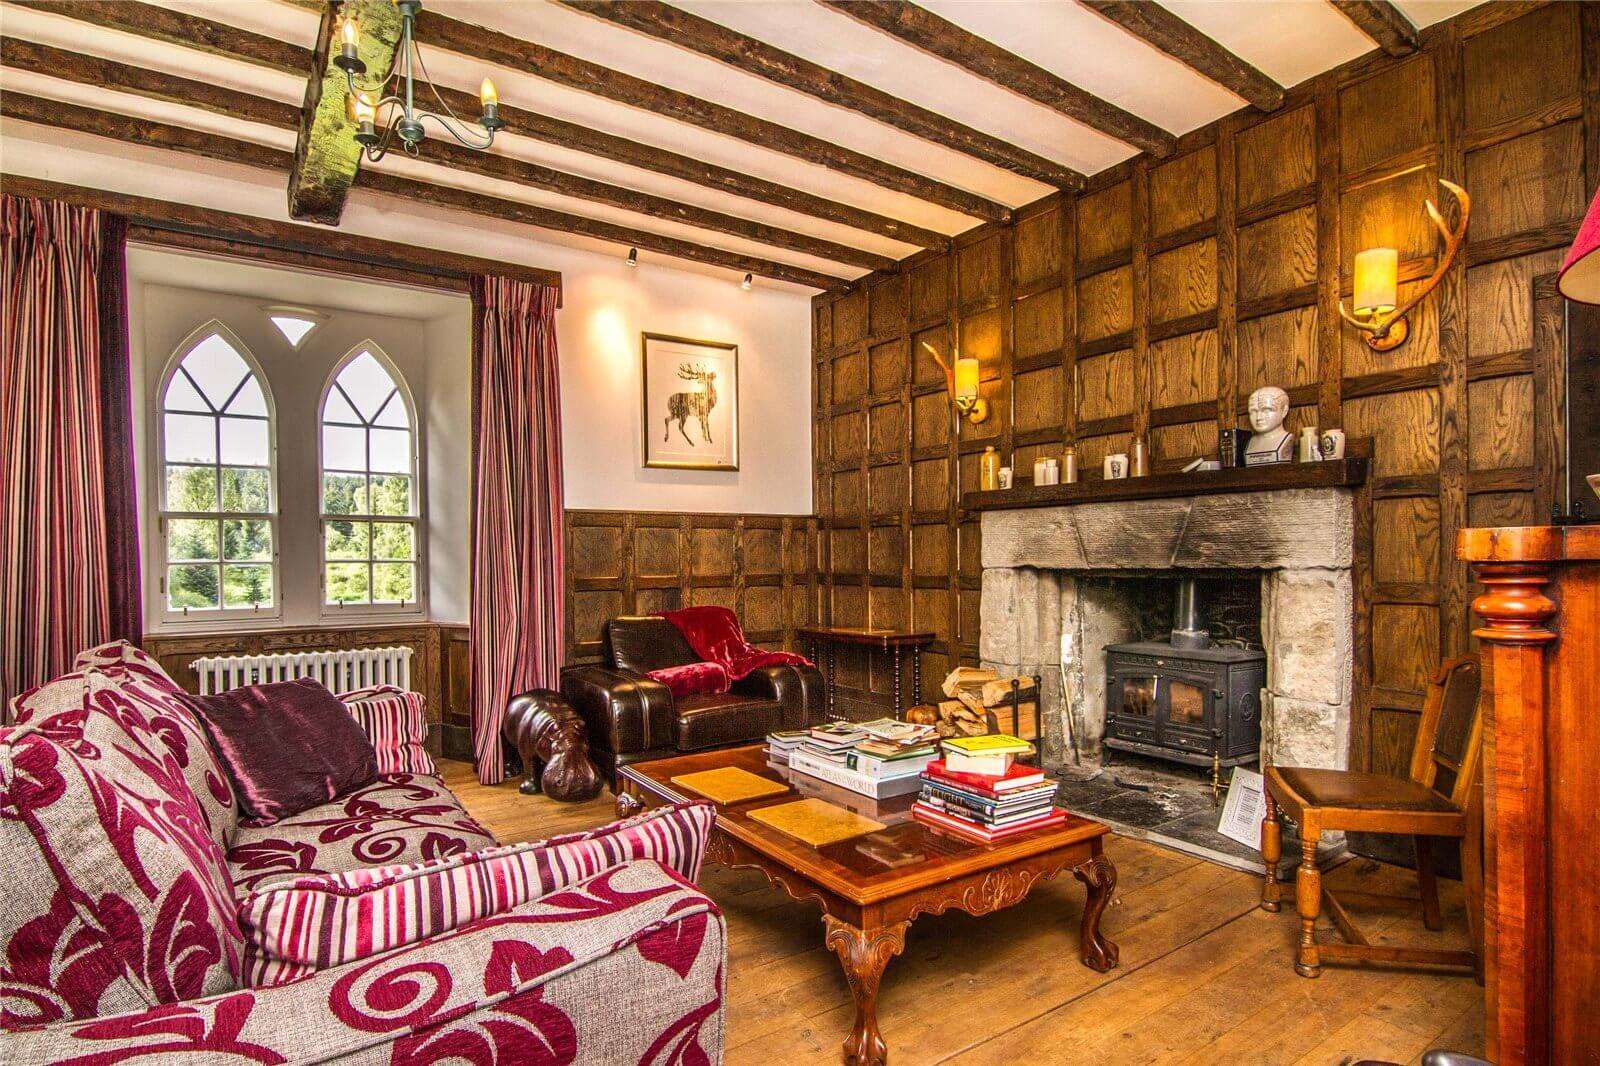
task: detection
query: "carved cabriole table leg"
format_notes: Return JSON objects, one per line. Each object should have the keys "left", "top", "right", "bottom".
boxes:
{"left": 823, "top": 914, "right": 909, "bottom": 1066}
{"left": 615, "top": 787, "right": 645, "bottom": 820}
{"left": 1072, "top": 851, "right": 1120, "bottom": 972}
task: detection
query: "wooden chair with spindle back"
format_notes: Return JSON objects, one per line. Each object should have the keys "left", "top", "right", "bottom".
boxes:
{"left": 1260, "top": 655, "right": 1484, "bottom": 978}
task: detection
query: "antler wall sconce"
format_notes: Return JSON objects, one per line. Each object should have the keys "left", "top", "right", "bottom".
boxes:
{"left": 920, "top": 340, "right": 988, "bottom": 423}
{"left": 1339, "top": 179, "right": 1470, "bottom": 352}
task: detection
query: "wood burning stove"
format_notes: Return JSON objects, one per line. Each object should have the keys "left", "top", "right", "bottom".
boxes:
{"left": 1103, "top": 576, "right": 1265, "bottom": 773}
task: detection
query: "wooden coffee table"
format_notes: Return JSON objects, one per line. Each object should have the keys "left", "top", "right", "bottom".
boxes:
{"left": 616, "top": 745, "right": 1119, "bottom": 1066}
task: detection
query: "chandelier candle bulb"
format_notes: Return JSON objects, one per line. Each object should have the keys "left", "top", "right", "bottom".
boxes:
{"left": 1352, "top": 248, "right": 1398, "bottom": 317}
{"left": 480, "top": 78, "right": 503, "bottom": 130}
{"left": 335, "top": 13, "right": 364, "bottom": 75}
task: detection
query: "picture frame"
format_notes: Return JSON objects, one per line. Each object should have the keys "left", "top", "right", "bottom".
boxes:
{"left": 641, "top": 333, "right": 739, "bottom": 470}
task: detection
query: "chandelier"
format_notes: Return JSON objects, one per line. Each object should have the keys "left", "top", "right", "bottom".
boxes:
{"left": 334, "top": 0, "right": 504, "bottom": 162}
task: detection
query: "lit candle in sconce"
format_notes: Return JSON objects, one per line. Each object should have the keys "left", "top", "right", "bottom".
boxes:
{"left": 953, "top": 357, "right": 980, "bottom": 407}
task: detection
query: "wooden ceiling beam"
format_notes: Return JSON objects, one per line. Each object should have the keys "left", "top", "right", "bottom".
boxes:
{"left": 404, "top": 6, "right": 1013, "bottom": 222}
{"left": 554, "top": 0, "right": 1084, "bottom": 190}
{"left": 1078, "top": 1, "right": 1284, "bottom": 113}
{"left": 819, "top": 0, "right": 1176, "bottom": 158}
{"left": 0, "top": 91, "right": 851, "bottom": 290}
{"left": 0, "top": 44, "right": 891, "bottom": 270}
{"left": 19, "top": 0, "right": 949, "bottom": 249}
{"left": 287, "top": 0, "right": 402, "bottom": 225}
{"left": 7, "top": 0, "right": 308, "bottom": 75}
{"left": 0, "top": 172, "right": 563, "bottom": 292}
{"left": 1329, "top": 1, "right": 1420, "bottom": 57}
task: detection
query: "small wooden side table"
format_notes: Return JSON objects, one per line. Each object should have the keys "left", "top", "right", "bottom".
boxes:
{"left": 796, "top": 626, "right": 935, "bottom": 719}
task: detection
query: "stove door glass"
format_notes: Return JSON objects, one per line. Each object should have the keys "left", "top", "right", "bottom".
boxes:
{"left": 1120, "top": 677, "right": 1157, "bottom": 718}
{"left": 1167, "top": 679, "right": 1206, "bottom": 725}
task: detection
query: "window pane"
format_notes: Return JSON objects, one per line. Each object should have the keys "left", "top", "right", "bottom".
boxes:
{"left": 223, "top": 565, "right": 274, "bottom": 608}
{"left": 221, "top": 468, "right": 271, "bottom": 513}
{"left": 323, "top": 387, "right": 361, "bottom": 425}
{"left": 220, "top": 416, "right": 269, "bottom": 466}
{"left": 369, "top": 428, "right": 411, "bottom": 474}
{"left": 368, "top": 474, "right": 412, "bottom": 516}
{"left": 223, "top": 519, "right": 271, "bottom": 561}
{"left": 336, "top": 351, "right": 396, "bottom": 420}
{"left": 322, "top": 474, "right": 368, "bottom": 515}
{"left": 168, "top": 563, "right": 220, "bottom": 609}
{"left": 166, "top": 465, "right": 217, "bottom": 511}
{"left": 182, "top": 333, "right": 251, "bottom": 406}
{"left": 164, "top": 413, "right": 216, "bottom": 463}
{"left": 167, "top": 518, "right": 218, "bottom": 562}
{"left": 326, "top": 562, "right": 370, "bottom": 604}
{"left": 322, "top": 424, "right": 366, "bottom": 471}
{"left": 372, "top": 522, "right": 415, "bottom": 560}
{"left": 228, "top": 376, "right": 268, "bottom": 417}
{"left": 373, "top": 392, "right": 410, "bottom": 429}
{"left": 373, "top": 562, "right": 416, "bottom": 604}
{"left": 163, "top": 371, "right": 209, "bottom": 413}
{"left": 324, "top": 519, "right": 369, "bottom": 560}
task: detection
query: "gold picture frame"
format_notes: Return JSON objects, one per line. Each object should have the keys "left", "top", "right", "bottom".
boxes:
{"left": 641, "top": 332, "right": 739, "bottom": 471}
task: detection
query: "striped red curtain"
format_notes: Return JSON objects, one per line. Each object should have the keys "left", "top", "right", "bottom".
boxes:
{"left": 469, "top": 277, "right": 565, "bottom": 784}
{"left": 1, "top": 195, "right": 140, "bottom": 710}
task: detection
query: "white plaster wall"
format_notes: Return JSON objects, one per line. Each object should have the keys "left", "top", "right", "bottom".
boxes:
{"left": 6, "top": 120, "right": 816, "bottom": 518}
{"left": 424, "top": 310, "right": 473, "bottom": 625}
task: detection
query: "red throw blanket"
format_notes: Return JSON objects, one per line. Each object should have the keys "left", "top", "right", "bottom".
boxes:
{"left": 659, "top": 606, "right": 812, "bottom": 682}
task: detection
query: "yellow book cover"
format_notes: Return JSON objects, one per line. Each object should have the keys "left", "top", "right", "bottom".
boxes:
{"left": 943, "top": 734, "right": 1033, "bottom": 755}
{"left": 670, "top": 766, "right": 790, "bottom": 805}
{"left": 748, "top": 798, "right": 886, "bottom": 847}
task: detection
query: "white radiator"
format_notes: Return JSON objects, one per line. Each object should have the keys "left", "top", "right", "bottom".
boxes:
{"left": 191, "top": 646, "right": 414, "bottom": 695}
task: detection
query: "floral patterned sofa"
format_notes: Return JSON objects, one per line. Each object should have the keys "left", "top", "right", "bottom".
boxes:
{"left": 1, "top": 643, "right": 725, "bottom": 1065}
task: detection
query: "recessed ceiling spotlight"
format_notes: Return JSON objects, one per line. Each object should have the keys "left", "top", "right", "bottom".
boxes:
{"left": 741, "top": 273, "right": 753, "bottom": 291}
{"left": 625, "top": 247, "right": 638, "bottom": 267}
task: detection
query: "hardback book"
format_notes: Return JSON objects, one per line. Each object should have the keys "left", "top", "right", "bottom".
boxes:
{"left": 919, "top": 792, "right": 1056, "bottom": 828}
{"left": 844, "top": 749, "right": 937, "bottom": 779}
{"left": 939, "top": 734, "right": 1035, "bottom": 776}
{"left": 789, "top": 748, "right": 924, "bottom": 799}
{"left": 912, "top": 802, "right": 1067, "bottom": 843}
{"left": 924, "top": 760, "right": 1049, "bottom": 795}
{"left": 854, "top": 739, "right": 937, "bottom": 760}
{"left": 918, "top": 778, "right": 1056, "bottom": 820}
{"left": 856, "top": 718, "right": 937, "bottom": 745}
{"left": 808, "top": 722, "right": 869, "bottom": 749}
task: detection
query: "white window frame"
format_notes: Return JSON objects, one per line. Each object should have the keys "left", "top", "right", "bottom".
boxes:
{"left": 317, "top": 342, "right": 428, "bottom": 619}
{"left": 149, "top": 320, "right": 282, "bottom": 629}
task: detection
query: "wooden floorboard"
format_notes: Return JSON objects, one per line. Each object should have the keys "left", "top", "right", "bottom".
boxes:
{"left": 442, "top": 759, "right": 1483, "bottom": 1064}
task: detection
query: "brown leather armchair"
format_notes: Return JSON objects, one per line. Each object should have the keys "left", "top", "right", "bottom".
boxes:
{"left": 561, "top": 616, "right": 824, "bottom": 780}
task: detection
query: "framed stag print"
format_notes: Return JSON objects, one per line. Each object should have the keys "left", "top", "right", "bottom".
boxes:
{"left": 641, "top": 333, "right": 739, "bottom": 470}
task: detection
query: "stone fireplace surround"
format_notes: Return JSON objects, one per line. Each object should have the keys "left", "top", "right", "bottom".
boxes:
{"left": 978, "top": 487, "right": 1355, "bottom": 775}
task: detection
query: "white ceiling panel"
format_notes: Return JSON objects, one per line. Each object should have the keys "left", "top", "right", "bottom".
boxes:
{"left": 670, "top": 0, "right": 1140, "bottom": 174}
{"left": 1158, "top": 1, "right": 1382, "bottom": 87}
{"left": 1391, "top": 1, "right": 1484, "bottom": 29}
{"left": 0, "top": 2, "right": 307, "bottom": 103}
{"left": 913, "top": 0, "right": 1247, "bottom": 136}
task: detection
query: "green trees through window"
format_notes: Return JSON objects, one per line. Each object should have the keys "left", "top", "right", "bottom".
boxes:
{"left": 321, "top": 348, "right": 419, "bottom": 607}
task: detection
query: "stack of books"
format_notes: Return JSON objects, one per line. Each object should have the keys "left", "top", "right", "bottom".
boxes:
{"left": 764, "top": 730, "right": 808, "bottom": 766}
{"left": 912, "top": 735, "right": 1065, "bottom": 843}
{"left": 773, "top": 719, "right": 938, "bottom": 800}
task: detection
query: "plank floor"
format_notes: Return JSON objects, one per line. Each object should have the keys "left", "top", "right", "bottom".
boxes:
{"left": 443, "top": 760, "right": 1484, "bottom": 1065}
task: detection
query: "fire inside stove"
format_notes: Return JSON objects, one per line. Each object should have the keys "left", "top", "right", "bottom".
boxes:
{"left": 1103, "top": 575, "right": 1265, "bottom": 774}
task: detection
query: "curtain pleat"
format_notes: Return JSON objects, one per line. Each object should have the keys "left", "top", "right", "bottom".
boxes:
{"left": 1, "top": 194, "right": 136, "bottom": 708}
{"left": 469, "top": 276, "right": 565, "bottom": 784}
{"left": 97, "top": 213, "right": 141, "bottom": 644}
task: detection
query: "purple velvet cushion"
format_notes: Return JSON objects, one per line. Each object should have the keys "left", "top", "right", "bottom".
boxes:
{"left": 646, "top": 661, "right": 731, "bottom": 699}
{"left": 186, "top": 677, "right": 379, "bottom": 826}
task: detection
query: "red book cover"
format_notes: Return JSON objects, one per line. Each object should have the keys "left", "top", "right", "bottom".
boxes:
{"left": 923, "top": 759, "right": 1048, "bottom": 796}
{"left": 912, "top": 802, "right": 1066, "bottom": 843}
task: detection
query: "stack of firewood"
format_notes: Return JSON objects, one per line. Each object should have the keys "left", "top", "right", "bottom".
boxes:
{"left": 905, "top": 667, "right": 1039, "bottom": 739}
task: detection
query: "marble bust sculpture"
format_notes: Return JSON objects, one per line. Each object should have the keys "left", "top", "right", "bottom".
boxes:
{"left": 1244, "top": 385, "right": 1294, "bottom": 466}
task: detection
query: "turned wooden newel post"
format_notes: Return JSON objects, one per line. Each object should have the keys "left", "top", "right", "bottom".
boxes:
{"left": 1467, "top": 559, "right": 1556, "bottom": 1066}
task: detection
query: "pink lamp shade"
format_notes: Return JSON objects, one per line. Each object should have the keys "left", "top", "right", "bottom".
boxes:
{"left": 1559, "top": 186, "right": 1600, "bottom": 304}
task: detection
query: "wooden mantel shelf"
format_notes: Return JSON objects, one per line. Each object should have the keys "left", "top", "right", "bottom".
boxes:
{"left": 963, "top": 458, "right": 1369, "bottom": 512}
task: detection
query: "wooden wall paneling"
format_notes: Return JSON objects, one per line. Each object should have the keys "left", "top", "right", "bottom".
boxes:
{"left": 809, "top": 5, "right": 1590, "bottom": 767}
{"left": 1434, "top": 23, "right": 1471, "bottom": 666}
